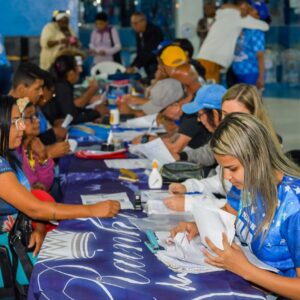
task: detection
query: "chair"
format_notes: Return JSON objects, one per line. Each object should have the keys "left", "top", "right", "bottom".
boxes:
{"left": 0, "top": 245, "right": 16, "bottom": 299}
{"left": 90, "top": 61, "right": 126, "bottom": 78}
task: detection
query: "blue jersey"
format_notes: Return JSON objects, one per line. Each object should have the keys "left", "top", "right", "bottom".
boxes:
{"left": 0, "top": 34, "right": 9, "bottom": 66}
{"left": 0, "top": 155, "right": 30, "bottom": 232}
{"left": 232, "top": 29, "right": 265, "bottom": 75}
{"left": 228, "top": 175, "right": 300, "bottom": 277}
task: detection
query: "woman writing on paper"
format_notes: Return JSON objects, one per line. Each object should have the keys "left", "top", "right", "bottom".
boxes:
{"left": 171, "top": 113, "right": 300, "bottom": 299}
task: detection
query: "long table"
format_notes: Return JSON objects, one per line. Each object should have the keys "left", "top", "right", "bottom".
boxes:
{"left": 28, "top": 154, "right": 267, "bottom": 300}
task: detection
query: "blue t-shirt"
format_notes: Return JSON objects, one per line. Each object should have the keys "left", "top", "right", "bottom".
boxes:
{"left": 227, "top": 175, "right": 300, "bottom": 277}
{"left": 37, "top": 107, "right": 48, "bottom": 134}
{"left": 0, "top": 34, "right": 9, "bottom": 66}
{"left": 0, "top": 156, "right": 31, "bottom": 232}
{"left": 232, "top": 29, "right": 265, "bottom": 75}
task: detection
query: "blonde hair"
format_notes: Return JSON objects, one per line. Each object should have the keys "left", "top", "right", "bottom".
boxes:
{"left": 210, "top": 113, "right": 300, "bottom": 236}
{"left": 222, "top": 84, "right": 281, "bottom": 149}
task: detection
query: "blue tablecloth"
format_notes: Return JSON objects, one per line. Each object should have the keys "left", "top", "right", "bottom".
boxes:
{"left": 28, "top": 153, "right": 267, "bottom": 300}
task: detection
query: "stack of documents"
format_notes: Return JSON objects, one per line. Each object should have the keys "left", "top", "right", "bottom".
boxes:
{"left": 129, "top": 138, "right": 175, "bottom": 168}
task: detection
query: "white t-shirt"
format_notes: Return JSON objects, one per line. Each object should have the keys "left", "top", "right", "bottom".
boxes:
{"left": 197, "top": 8, "right": 269, "bottom": 68}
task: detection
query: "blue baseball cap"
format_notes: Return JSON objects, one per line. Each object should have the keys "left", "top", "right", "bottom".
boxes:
{"left": 153, "top": 40, "right": 173, "bottom": 55}
{"left": 182, "top": 84, "right": 227, "bottom": 114}
{"left": 249, "top": 0, "right": 270, "bottom": 21}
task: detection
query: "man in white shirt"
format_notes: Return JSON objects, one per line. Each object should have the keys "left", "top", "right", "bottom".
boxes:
{"left": 197, "top": 1, "right": 269, "bottom": 83}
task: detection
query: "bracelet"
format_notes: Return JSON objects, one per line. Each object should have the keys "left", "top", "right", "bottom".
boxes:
{"left": 141, "top": 134, "right": 150, "bottom": 144}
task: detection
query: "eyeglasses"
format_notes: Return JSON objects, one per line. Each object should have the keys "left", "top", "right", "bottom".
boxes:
{"left": 11, "top": 118, "right": 26, "bottom": 131}
{"left": 23, "top": 112, "right": 39, "bottom": 124}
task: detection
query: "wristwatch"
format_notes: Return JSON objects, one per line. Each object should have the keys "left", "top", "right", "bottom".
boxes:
{"left": 141, "top": 134, "right": 150, "bottom": 144}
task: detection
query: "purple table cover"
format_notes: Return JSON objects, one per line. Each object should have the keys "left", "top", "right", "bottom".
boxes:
{"left": 28, "top": 154, "right": 266, "bottom": 300}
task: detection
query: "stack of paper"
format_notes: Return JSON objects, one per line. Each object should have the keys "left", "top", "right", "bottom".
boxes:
{"left": 120, "top": 114, "right": 159, "bottom": 129}
{"left": 192, "top": 203, "right": 236, "bottom": 249}
{"left": 129, "top": 138, "right": 175, "bottom": 168}
{"left": 155, "top": 231, "right": 221, "bottom": 274}
{"left": 140, "top": 190, "right": 170, "bottom": 203}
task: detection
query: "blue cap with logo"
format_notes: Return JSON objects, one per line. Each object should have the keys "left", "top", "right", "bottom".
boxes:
{"left": 182, "top": 84, "right": 227, "bottom": 114}
{"left": 153, "top": 40, "right": 173, "bottom": 55}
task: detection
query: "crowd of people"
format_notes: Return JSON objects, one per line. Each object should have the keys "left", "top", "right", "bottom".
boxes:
{"left": 0, "top": 0, "right": 300, "bottom": 299}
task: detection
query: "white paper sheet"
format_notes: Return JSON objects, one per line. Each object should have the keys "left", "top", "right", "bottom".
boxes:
{"left": 145, "top": 200, "right": 192, "bottom": 218}
{"left": 192, "top": 203, "right": 236, "bottom": 250}
{"left": 155, "top": 231, "right": 221, "bottom": 274}
{"left": 81, "top": 192, "right": 133, "bottom": 210}
{"left": 104, "top": 158, "right": 152, "bottom": 169}
{"left": 140, "top": 190, "right": 170, "bottom": 203}
{"left": 112, "top": 130, "right": 147, "bottom": 142}
{"left": 129, "top": 138, "right": 175, "bottom": 168}
{"left": 121, "top": 114, "right": 161, "bottom": 129}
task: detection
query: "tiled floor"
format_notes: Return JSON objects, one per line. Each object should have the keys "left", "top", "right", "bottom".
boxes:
{"left": 264, "top": 97, "right": 300, "bottom": 151}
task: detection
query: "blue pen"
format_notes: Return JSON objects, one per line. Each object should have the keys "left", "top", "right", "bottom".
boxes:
{"left": 185, "top": 192, "right": 202, "bottom": 195}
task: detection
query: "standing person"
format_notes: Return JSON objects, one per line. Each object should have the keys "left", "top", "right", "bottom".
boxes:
{"left": 197, "top": 1, "right": 269, "bottom": 83}
{"left": 171, "top": 113, "right": 300, "bottom": 299}
{"left": 127, "top": 12, "right": 164, "bottom": 82}
{"left": 89, "top": 12, "right": 122, "bottom": 65}
{"left": 40, "top": 10, "right": 80, "bottom": 70}
{"left": 0, "top": 33, "right": 13, "bottom": 95}
{"left": 232, "top": 3, "right": 266, "bottom": 89}
{"left": 197, "top": 1, "right": 216, "bottom": 48}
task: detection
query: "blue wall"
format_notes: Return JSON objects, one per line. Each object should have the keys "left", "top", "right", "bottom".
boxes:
{"left": 0, "top": 0, "right": 78, "bottom": 37}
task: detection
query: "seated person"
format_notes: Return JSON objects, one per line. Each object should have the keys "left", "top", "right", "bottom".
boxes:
{"left": 129, "top": 78, "right": 185, "bottom": 138}
{"left": 16, "top": 98, "right": 55, "bottom": 191}
{"left": 42, "top": 55, "right": 102, "bottom": 125}
{"left": 0, "top": 95, "right": 120, "bottom": 258}
{"left": 165, "top": 83, "right": 280, "bottom": 212}
{"left": 158, "top": 45, "right": 210, "bottom": 151}
{"left": 173, "top": 38, "right": 206, "bottom": 80}
{"left": 168, "top": 84, "right": 226, "bottom": 164}
{"left": 171, "top": 113, "right": 300, "bottom": 299}
{"left": 37, "top": 69, "right": 68, "bottom": 145}
{"left": 9, "top": 62, "right": 70, "bottom": 159}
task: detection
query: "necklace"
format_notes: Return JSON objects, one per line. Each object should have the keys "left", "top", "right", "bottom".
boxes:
{"left": 25, "top": 148, "right": 35, "bottom": 170}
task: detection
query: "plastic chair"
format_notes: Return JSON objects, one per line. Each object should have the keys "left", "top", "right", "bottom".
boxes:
{"left": 90, "top": 61, "right": 126, "bottom": 78}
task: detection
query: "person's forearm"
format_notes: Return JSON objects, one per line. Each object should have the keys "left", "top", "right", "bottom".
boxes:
{"left": 257, "top": 52, "right": 264, "bottom": 80}
{"left": 1, "top": 173, "right": 96, "bottom": 221}
{"left": 74, "top": 87, "right": 98, "bottom": 108}
{"left": 47, "top": 40, "right": 61, "bottom": 48}
{"left": 242, "top": 265, "right": 300, "bottom": 299}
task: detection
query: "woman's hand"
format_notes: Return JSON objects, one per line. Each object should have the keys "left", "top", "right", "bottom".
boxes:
{"left": 28, "top": 223, "right": 47, "bottom": 257}
{"left": 204, "top": 233, "right": 252, "bottom": 278}
{"left": 170, "top": 221, "right": 199, "bottom": 241}
{"left": 91, "top": 200, "right": 120, "bottom": 218}
{"left": 31, "top": 138, "right": 48, "bottom": 161}
{"left": 46, "top": 141, "right": 70, "bottom": 159}
{"left": 169, "top": 183, "right": 187, "bottom": 194}
{"left": 164, "top": 194, "right": 185, "bottom": 211}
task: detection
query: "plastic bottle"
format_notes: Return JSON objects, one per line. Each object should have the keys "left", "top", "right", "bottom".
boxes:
{"left": 148, "top": 160, "right": 163, "bottom": 189}
{"left": 109, "top": 108, "right": 120, "bottom": 126}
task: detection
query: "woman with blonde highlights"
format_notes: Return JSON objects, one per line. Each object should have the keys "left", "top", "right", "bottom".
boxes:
{"left": 221, "top": 83, "right": 281, "bottom": 147}
{"left": 172, "top": 113, "right": 300, "bottom": 299}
